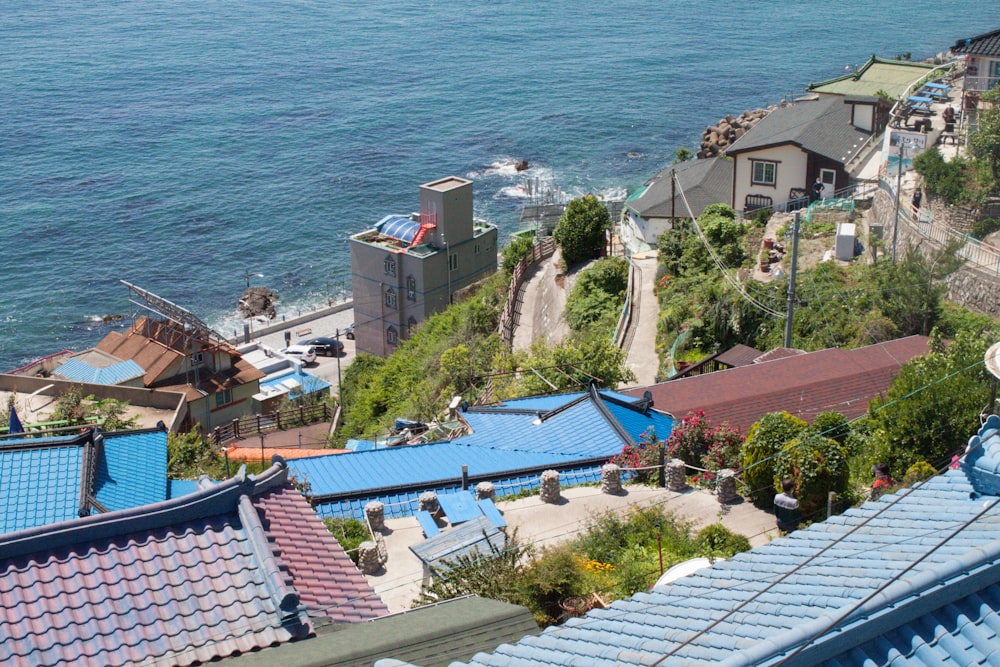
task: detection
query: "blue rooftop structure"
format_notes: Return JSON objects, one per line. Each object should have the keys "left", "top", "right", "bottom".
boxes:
{"left": 375, "top": 214, "right": 422, "bottom": 244}
{"left": 292, "top": 386, "right": 673, "bottom": 521}
{"left": 0, "top": 426, "right": 173, "bottom": 534}
{"left": 54, "top": 357, "right": 145, "bottom": 385}
{"left": 381, "top": 415, "right": 1000, "bottom": 666}
{"left": 258, "top": 369, "right": 331, "bottom": 399}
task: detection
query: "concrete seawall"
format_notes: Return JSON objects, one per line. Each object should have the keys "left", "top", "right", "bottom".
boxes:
{"left": 228, "top": 300, "right": 354, "bottom": 345}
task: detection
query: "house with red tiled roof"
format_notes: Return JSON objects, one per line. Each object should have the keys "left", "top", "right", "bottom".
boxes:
{"left": 624, "top": 336, "right": 931, "bottom": 434}
{"left": 0, "top": 457, "right": 387, "bottom": 666}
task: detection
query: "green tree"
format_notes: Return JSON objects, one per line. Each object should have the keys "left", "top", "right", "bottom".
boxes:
{"left": 740, "top": 412, "right": 811, "bottom": 507}
{"left": 673, "top": 147, "right": 694, "bottom": 164}
{"left": 502, "top": 235, "right": 536, "bottom": 277}
{"left": 866, "top": 330, "right": 992, "bottom": 473}
{"left": 167, "top": 427, "right": 228, "bottom": 480}
{"left": 565, "top": 257, "right": 629, "bottom": 337}
{"left": 774, "top": 434, "right": 849, "bottom": 519}
{"left": 554, "top": 194, "right": 611, "bottom": 266}
{"left": 969, "top": 85, "right": 1000, "bottom": 180}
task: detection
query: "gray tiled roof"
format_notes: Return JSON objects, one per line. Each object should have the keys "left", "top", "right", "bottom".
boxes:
{"left": 626, "top": 157, "right": 733, "bottom": 219}
{"left": 726, "top": 96, "right": 871, "bottom": 165}
{"left": 952, "top": 28, "right": 1000, "bottom": 57}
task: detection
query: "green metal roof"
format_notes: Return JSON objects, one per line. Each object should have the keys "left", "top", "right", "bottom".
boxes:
{"left": 807, "top": 56, "right": 937, "bottom": 99}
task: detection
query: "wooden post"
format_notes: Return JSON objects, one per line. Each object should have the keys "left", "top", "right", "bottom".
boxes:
{"left": 233, "top": 418, "right": 240, "bottom": 440}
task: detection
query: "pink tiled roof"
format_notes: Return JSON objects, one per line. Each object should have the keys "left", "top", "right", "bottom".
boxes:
{"left": 625, "top": 336, "right": 931, "bottom": 434}
{"left": 0, "top": 458, "right": 386, "bottom": 666}
{"left": 255, "top": 486, "right": 389, "bottom": 623}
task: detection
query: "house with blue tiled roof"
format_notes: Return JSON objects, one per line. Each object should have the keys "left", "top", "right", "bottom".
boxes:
{"left": 292, "top": 385, "right": 674, "bottom": 521}
{"left": 0, "top": 458, "right": 388, "bottom": 667}
{"left": 378, "top": 414, "right": 1000, "bottom": 666}
{"left": 0, "top": 425, "right": 172, "bottom": 534}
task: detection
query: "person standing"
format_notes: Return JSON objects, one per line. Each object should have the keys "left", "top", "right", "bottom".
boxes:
{"left": 811, "top": 177, "right": 824, "bottom": 202}
{"left": 773, "top": 477, "right": 802, "bottom": 533}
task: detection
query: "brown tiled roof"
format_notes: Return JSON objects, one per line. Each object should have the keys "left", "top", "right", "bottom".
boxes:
{"left": 715, "top": 344, "right": 764, "bottom": 368}
{"left": 624, "top": 336, "right": 931, "bottom": 434}
{"left": 254, "top": 485, "right": 389, "bottom": 623}
{"left": 97, "top": 316, "right": 263, "bottom": 397}
{"left": 753, "top": 347, "right": 808, "bottom": 364}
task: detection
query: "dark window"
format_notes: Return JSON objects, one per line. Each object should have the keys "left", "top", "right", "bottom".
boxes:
{"left": 384, "top": 255, "right": 396, "bottom": 276}
{"left": 406, "top": 275, "right": 416, "bottom": 301}
{"left": 751, "top": 160, "right": 777, "bottom": 186}
{"left": 386, "top": 326, "right": 398, "bottom": 345}
{"left": 385, "top": 287, "right": 397, "bottom": 308}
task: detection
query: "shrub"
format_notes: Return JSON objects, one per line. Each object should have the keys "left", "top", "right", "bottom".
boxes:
{"left": 696, "top": 523, "right": 752, "bottom": 559}
{"left": 740, "top": 412, "right": 810, "bottom": 507}
{"left": 665, "top": 410, "right": 742, "bottom": 485}
{"left": 553, "top": 194, "right": 611, "bottom": 266}
{"left": 903, "top": 461, "right": 937, "bottom": 487}
{"left": 322, "top": 517, "right": 370, "bottom": 564}
{"left": 502, "top": 235, "right": 536, "bottom": 276}
{"left": 774, "top": 435, "right": 849, "bottom": 520}
{"left": 812, "top": 411, "right": 850, "bottom": 445}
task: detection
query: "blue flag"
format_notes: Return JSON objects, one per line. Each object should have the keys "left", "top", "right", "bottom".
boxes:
{"left": 8, "top": 405, "right": 24, "bottom": 434}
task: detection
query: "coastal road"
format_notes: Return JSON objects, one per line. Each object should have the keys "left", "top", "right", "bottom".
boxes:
{"left": 621, "top": 254, "right": 660, "bottom": 388}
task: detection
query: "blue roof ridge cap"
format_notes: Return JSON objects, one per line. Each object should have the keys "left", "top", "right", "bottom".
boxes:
{"left": 0, "top": 459, "right": 288, "bottom": 561}
{"left": 237, "top": 494, "right": 302, "bottom": 618}
{"left": 961, "top": 414, "right": 1000, "bottom": 495}
{"left": 537, "top": 392, "right": 591, "bottom": 423}
{"left": 719, "top": 505, "right": 1000, "bottom": 667}
{"left": 0, "top": 427, "right": 93, "bottom": 452}
{"left": 77, "top": 430, "right": 100, "bottom": 518}
{"left": 465, "top": 406, "right": 545, "bottom": 417}
{"left": 589, "top": 384, "right": 635, "bottom": 447}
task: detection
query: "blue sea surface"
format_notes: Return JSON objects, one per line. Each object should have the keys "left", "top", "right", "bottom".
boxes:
{"left": 2, "top": 1, "right": 997, "bottom": 370}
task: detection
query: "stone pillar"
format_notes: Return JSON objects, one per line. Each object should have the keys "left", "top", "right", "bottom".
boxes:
{"left": 666, "top": 458, "right": 687, "bottom": 491}
{"left": 475, "top": 481, "right": 495, "bottom": 501}
{"left": 364, "top": 501, "right": 385, "bottom": 532}
{"left": 357, "top": 541, "right": 381, "bottom": 574}
{"left": 601, "top": 463, "right": 622, "bottom": 495}
{"left": 418, "top": 492, "right": 439, "bottom": 514}
{"left": 716, "top": 469, "right": 738, "bottom": 503}
{"left": 539, "top": 469, "right": 561, "bottom": 504}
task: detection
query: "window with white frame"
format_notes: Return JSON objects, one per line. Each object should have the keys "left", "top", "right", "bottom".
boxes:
{"left": 751, "top": 160, "right": 777, "bottom": 186}
{"left": 384, "top": 287, "right": 397, "bottom": 308}
{"left": 407, "top": 316, "right": 418, "bottom": 336}
{"left": 384, "top": 255, "right": 396, "bottom": 276}
{"left": 406, "top": 275, "right": 416, "bottom": 301}
{"left": 386, "top": 326, "right": 398, "bottom": 346}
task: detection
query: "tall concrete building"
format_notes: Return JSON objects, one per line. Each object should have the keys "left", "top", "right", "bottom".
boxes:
{"left": 350, "top": 176, "right": 498, "bottom": 357}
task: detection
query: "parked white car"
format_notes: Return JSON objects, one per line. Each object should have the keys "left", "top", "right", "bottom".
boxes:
{"left": 281, "top": 344, "right": 317, "bottom": 364}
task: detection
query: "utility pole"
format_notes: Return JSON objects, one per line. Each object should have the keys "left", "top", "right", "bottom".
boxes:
{"left": 783, "top": 211, "right": 801, "bottom": 349}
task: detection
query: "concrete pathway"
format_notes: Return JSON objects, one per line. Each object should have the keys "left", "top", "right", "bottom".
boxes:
{"left": 622, "top": 255, "right": 660, "bottom": 387}
{"left": 365, "top": 484, "right": 777, "bottom": 613}
{"left": 512, "top": 249, "right": 572, "bottom": 352}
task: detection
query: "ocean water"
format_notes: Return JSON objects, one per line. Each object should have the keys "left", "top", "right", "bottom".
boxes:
{"left": 2, "top": 1, "right": 997, "bottom": 371}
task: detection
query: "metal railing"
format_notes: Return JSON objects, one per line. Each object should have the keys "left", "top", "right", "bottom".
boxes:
{"left": 212, "top": 402, "right": 334, "bottom": 445}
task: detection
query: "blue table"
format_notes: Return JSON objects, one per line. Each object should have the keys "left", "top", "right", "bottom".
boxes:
{"left": 906, "top": 95, "right": 933, "bottom": 115}
{"left": 437, "top": 490, "right": 482, "bottom": 524}
{"left": 922, "top": 82, "right": 950, "bottom": 91}
{"left": 409, "top": 515, "right": 506, "bottom": 572}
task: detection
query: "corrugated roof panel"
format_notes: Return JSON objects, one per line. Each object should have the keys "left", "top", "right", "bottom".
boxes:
{"left": 0, "top": 446, "right": 82, "bottom": 533}
{"left": 375, "top": 215, "right": 421, "bottom": 244}
{"left": 290, "top": 442, "right": 580, "bottom": 497}
{"left": 95, "top": 430, "right": 168, "bottom": 511}
{"left": 55, "top": 358, "right": 145, "bottom": 385}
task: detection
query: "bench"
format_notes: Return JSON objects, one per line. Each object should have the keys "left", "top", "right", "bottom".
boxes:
{"left": 416, "top": 510, "right": 440, "bottom": 537}
{"left": 477, "top": 498, "right": 507, "bottom": 528}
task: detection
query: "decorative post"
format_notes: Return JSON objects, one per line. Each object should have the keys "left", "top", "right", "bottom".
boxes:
{"left": 666, "top": 458, "right": 687, "bottom": 491}
{"left": 365, "top": 501, "right": 385, "bottom": 532}
{"left": 357, "top": 541, "right": 381, "bottom": 574}
{"left": 475, "top": 481, "right": 495, "bottom": 501}
{"left": 716, "top": 469, "right": 738, "bottom": 503}
{"left": 418, "top": 491, "right": 439, "bottom": 514}
{"left": 539, "top": 469, "right": 561, "bottom": 503}
{"left": 601, "top": 463, "right": 622, "bottom": 495}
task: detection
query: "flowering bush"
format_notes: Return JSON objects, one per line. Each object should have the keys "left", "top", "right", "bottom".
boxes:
{"left": 665, "top": 410, "right": 742, "bottom": 488}
{"left": 608, "top": 428, "right": 663, "bottom": 483}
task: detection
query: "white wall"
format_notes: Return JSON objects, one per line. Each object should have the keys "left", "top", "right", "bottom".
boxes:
{"left": 733, "top": 144, "right": 808, "bottom": 214}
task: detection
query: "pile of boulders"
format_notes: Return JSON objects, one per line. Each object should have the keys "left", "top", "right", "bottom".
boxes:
{"left": 697, "top": 107, "right": 774, "bottom": 158}
{"left": 237, "top": 286, "right": 279, "bottom": 320}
